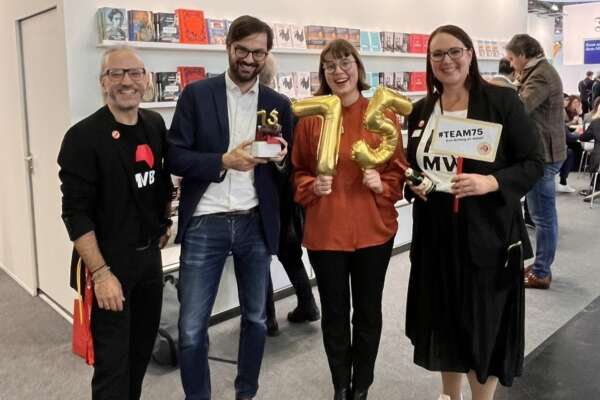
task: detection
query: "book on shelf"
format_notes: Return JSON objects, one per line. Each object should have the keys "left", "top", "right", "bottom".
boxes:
{"left": 485, "top": 40, "right": 493, "bottom": 57}
{"left": 142, "top": 72, "right": 156, "bottom": 102}
{"left": 476, "top": 40, "right": 486, "bottom": 58}
{"left": 394, "top": 32, "right": 409, "bottom": 53}
{"left": 177, "top": 66, "right": 206, "bottom": 89}
{"left": 360, "top": 31, "right": 371, "bottom": 52}
{"left": 290, "top": 24, "right": 307, "bottom": 49}
{"left": 370, "top": 72, "right": 380, "bottom": 89}
{"left": 408, "top": 34, "right": 428, "bottom": 54}
{"left": 369, "top": 32, "right": 382, "bottom": 52}
{"left": 97, "top": 7, "right": 128, "bottom": 41}
{"left": 206, "top": 19, "right": 227, "bottom": 45}
{"left": 310, "top": 72, "right": 321, "bottom": 95}
{"left": 225, "top": 20, "right": 233, "bottom": 35}
{"left": 394, "top": 72, "right": 409, "bottom": 92}
{"left": 335, "top": 27, "right": 349, "bottom": 41}
{"left": 305, "top": 25, "right": 325, "bottom": 49}
{"left": 408, "top": 72, "right": 426, "bottom": 92}
{"left": 381, "top": 72, "right": 394, "bottom": 88}
{"left": 206, "top": 72, "right": 221, "bottom": 79}
{"left": 156, "top": 72, "right": 180, "bottom": 101}
{"left": 277, "top": 73, "right": 295, "bottom": 99}
{"left": 154, "top": 12, "right": 179, "bottom": 43}
{"left": 128, "top": 10, "right": 155, "bottom": 41}
{"left": 348, "top": 28, "right": 360, "bottom": 49}
{"left": 489, "top": 40, "right": 500, "bottom": 58}
{"left": 274, "top": 23, "right": 294, "bottom": 48}
{"left": 323, "top": 26, "right": 337, "bottom": 44}
{"left": 176, "top": 9, "right": 208, "bottom": 44}
{"left": 294, "top": 72, "right": 312, "bottom": 99}
{"left": 381, "top": 32, "right": 395, "bottom": 52}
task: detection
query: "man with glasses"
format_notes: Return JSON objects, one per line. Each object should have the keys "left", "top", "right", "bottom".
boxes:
{"left": 58, "top": 45, "right": 172, "bottom": 399}
{"left": 167, "top": 15, "right": 293, "bottom": 400}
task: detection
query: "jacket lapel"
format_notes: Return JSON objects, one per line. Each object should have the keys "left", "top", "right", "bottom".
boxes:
{"left": 213, "top": 74, "right": 230, "bottom": 151}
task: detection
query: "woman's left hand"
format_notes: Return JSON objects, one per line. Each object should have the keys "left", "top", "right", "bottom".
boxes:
{"left": 363, "top": 169, "right": 384, "bottom": 194}
{"left": 451, "top": 173, "right": 498, "bottom": 199}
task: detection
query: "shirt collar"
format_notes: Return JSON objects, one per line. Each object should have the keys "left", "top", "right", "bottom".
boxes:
{"left": 225, "top": 70, "right": 259, "bottom": 95}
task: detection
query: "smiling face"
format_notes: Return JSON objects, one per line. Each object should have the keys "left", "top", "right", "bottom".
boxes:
{"left": 227, "top": 32, "right": 268, "bottom": 84}
{"left": 428, "top": 32, "right": 472, "bottom": 90}
{"left": 322, "top": 55, "right": 359, "bottom": 99}
{"left": 100, "top": 49, "right": 147, "bottom": 112}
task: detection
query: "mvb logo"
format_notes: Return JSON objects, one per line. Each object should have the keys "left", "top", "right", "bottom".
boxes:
{"left": 135, "top": 170, "right": 156, "bottom": 188}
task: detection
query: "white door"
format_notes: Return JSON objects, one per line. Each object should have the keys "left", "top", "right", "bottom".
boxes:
{"left": 21, "top": 8, "right": 73, "bottom": 313}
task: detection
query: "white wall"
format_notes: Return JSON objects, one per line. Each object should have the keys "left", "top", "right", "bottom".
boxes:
{"left": 527, "top": 13, "right": 556, "bottom": 61}
{"left": 1, "top": 0, "right": 527, "bottom": 303}
{"left": 563, "top": 2, "right": 600, "bottom": 66}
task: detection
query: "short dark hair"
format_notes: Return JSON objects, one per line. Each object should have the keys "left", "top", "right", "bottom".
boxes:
{"left": 107, "top": 9, "right": 124, "bottom": 22}
{"left": 424, "top": 25, "right": 486, "bottom": 108}
{"left": 587, "top": 70, "right": 594, "bottom": 77}
{"left": 498, "top": 58, "right": 513, "bottom": 76}
{"left": 226, "top": 15, "right": 273, "bottom": 51}
{"left": 315, "top": 39, "right": 369, "bottom": 95}
{"left": 506, "top": 34, "right": 545, "bottom": 59}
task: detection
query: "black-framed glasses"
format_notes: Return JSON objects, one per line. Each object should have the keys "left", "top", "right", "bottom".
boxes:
{"left": 429, "top": 47, "right": 469, "bottom": 62}
{"left": 103, "top": 68, "right": 146, "bottom": 82}
{"left": 322, "top": 58, "right": 356, "bottom": 74}
{"left": 234, "top": 45, "right": 268, "bottom": 61}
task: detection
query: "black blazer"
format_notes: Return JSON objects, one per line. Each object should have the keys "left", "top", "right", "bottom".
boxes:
{"left": 406, "top": 84, "right": 545, "bottom": 268}
{"left": 166, "top": 74, "right": 293, "bottom": 254}
{"left": 58, "top": 106, "right": 172, "bottom": 288}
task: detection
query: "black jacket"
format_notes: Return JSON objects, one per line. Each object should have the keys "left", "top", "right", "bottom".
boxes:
{"left": 58, "top": 106, "right": 172, "bottom": 289}
{"left": 406, "top": 83, "right": 545, "bottom": 269}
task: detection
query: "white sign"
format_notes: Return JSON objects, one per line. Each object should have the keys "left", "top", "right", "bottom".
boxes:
{"left": 430, "top": 115, "right": 502, "bottom": 162}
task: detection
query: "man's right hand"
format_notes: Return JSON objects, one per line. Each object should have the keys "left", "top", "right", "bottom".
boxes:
{"left": 94, "top": 273, "right": 125, "bottom": 312}
{"left": 222, "top": 140, "right": 267, "bottom": 172}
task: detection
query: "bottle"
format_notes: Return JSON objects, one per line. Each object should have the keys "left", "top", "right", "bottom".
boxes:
{"left": 405, "top": 168, "right": 436, "bottom": 194}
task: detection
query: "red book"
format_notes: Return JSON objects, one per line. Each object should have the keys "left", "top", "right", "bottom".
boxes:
{"left": 408, "top": 34, "right": 424, "bottom": 53}
{"left": 176, "top": 9, "right": 208, "bottom": 44}
{"left": 408, "top": 72, "right": 426, "bottom": 92}
{"left": 177, "top": 66, "right": 206, "bottom": 89}
{"left": 421, "top": 34, "right": 429, "bottom": 53}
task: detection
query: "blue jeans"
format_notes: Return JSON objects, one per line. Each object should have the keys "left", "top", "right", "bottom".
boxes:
{"left": 178, "top": 211, "right": 271, "bottom": 400}
{"left": 526, "top": 161, "right": 562, "bottom": 279}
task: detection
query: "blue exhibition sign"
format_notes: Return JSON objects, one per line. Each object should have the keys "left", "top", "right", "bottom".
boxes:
{"left": 584, "top": 39, "right": 600, "bottom": 64}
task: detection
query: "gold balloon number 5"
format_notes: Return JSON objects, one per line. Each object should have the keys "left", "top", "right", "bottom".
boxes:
{"left": 352, "top": 85, "right": 413, "bottom": 170}
{"left": 292, "top": 95, "right": 343, "bottom": 175}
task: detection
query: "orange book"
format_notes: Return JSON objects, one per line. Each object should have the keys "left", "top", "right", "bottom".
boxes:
{"left": 177, "top": 66, "right": 206, "bottom": 89}
{"left": 176, "top": 9, "right": 208, "bottom": 44}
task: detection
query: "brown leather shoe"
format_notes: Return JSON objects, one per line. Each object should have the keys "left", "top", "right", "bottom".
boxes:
{"left": 524, "top": 265, "right": 552, "bottom": 282}
{"left": 524, "top": 271, "right": 551, "bottom": 289}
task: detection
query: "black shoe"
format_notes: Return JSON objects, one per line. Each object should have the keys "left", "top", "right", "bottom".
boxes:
{"left": 333, "top": 387, "right": 351, "bottom": 400}
{"left": 266, "top": 318, "right": 280, "bottom": 337}
{"left": 287, "top": 300, "right": 321, "bottom": 323}
{"left": 353, "top": 389, "right": 368, "bottom": 400}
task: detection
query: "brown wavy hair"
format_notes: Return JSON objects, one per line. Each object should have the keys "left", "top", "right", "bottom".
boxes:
{"left": 315, "top": 39, "right": 370, "bottom": 95}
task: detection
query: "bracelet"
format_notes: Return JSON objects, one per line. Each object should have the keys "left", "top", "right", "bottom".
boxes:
{"left": 90, "top": 263, "right": 106, "bottom": 275}
{"left": 92, "top": 265, "right": 111, "bottom": 282}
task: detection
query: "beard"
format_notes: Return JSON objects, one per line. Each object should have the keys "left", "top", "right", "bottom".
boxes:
{"left": 228, "top": 56, "right": 264, "bottom": 84}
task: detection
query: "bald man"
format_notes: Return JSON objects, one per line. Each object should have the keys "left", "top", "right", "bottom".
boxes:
{"left": 58, "top": 46, "right": 172, "bottom": 399}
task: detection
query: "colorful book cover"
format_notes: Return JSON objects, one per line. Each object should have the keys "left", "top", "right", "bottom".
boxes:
{"left": 290, "top": 24, "right": 307, "bottom": 49}
{"left": 348, "top": 29, "right": 360, "bottom": 49}
{"left": 490, "top": 40, "right": 500, "bottom": 58}
{"left": 128, "top": 10, "right": 155, "bottom": 41}
{"left": 156, "top": 72, "right": 180, "bottom": 101}
{"left": 370, "top": 72, "right": 380, "bottom": 89}
{"left": 335, "top": 27, "right": 349, "bottom": 41}
{"left": 394, "top": 72, "right": 409, "bottom": 92}
{"left": 154, "top": 12, "right": 178, "bottom": 43}
{"left": 305, "top": 25, "right": 325, "bottom": 49}
{"left": 277, "top": 73, "right": 295, "bottom": 99}
{"left": 421, "top": 34, "right": 429, "bottom": 53}
{"left": 176, "top": 9, "right": 208, "bottom": 44}
{"left": 408, "top": 72, "right": 426, "bottom": 92}
{"left": 369, "top": 32, "right": 382, "bottom": 52}
{"left": 206, "top": 18, "right": 227, "bottom": 45}
{"left": 310, "top": 72, "right": 321, "bottom": 95}
{"left": 97, "top": 8, "right": 127, "bottom": 41}
{"left": 394, "top": 32, "right": 409, "bottom": 53}
{"left": 382, "top": 32, "right": 395, "bottom": 52}
{"left": 477, "top": 40, "right": 486, "bottom": 58}
{"left": 294, "top": 72, "right": 312, "bottom": 98}
{"left": 360, "top": 31, "right": 371, "bottom": 52}
{"left": 383, "top": 72, "right": 395, "bottom": 88}
{"left": 408, "top": 34, "right": 424, "bottom": 53}
{"left": 142, "top": 72, "right": 156, "bottom": 102}
{"left": 323, "top": 26, "right": 337, "bottom": 44}
{"left": 274, "top": 23, "right": 293, "bottom": 48}
{"left": 177, "top": 66, "right": 206, "bottom": 89}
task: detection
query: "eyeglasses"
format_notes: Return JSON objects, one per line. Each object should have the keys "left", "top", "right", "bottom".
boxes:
{"left": 322, "top": 59, "right": 356, "bottom": 74}
{"left": 103, "top": 68, "right": 146, "bottom": 82}
{"left": 234, "top": 45, "right": 268, "bottom": 61}
{"left": 429, "top": 47, "right": 469, "bottom": 62}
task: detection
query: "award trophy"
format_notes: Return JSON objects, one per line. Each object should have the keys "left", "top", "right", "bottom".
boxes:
{"left": 252, "top": 109, "right": 282, "bottom": 158}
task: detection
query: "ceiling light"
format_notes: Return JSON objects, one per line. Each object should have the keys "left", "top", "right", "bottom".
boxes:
{"left": 551, "top": 4, "right": 559, "bottom": 11}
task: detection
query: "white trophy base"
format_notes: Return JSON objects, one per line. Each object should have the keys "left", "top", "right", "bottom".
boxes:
{"left": 251, "top": 141, "right": 281, "bottom": 158}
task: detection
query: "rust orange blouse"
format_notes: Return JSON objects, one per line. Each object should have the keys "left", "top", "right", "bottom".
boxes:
{"left": 292, "top": 96, "right": 407, "bottom": 251}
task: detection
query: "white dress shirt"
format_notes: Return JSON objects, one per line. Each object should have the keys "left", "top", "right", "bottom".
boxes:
{"left": 194, "top": 71, "right": 259, "bottom": 216}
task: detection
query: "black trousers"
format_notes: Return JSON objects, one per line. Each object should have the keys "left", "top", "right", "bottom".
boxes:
{"left": 309, "top": 239, "right": 393, "bottom": 391}
{"left": 91, "top": 245, "right": 163, "bottom": 400}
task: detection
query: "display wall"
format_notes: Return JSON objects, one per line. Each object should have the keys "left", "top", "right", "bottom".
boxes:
{"left": 0, "top": 0, "right": 528, "bottom": 316}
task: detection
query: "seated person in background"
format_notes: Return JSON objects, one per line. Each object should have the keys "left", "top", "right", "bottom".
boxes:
{"left": 559, "top": 95, "right": 584, "bottom": 193}
{"left": 565, "top": 95, "right": 583, "bottom": 126}
{"left": 583, "top": 97, "right": 600, "bottom": 127}
{"left": 579, "top": 115, "right": 600, "bottom": 197}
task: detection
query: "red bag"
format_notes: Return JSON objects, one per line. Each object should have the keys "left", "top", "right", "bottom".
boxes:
{"left": 72, "top": 259, "right": 95, "bottom": 365}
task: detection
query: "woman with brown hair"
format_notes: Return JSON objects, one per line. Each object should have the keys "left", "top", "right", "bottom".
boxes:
{"left": 404, "top": 25, "right": 544, "bottom": 400}
{"left": 292, "top": 39, "right": 406, "bottom": 400}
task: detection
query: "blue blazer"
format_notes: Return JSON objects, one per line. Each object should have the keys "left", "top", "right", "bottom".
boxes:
{"left": 166, "top": 74, "right": 293, "bottom": 254}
